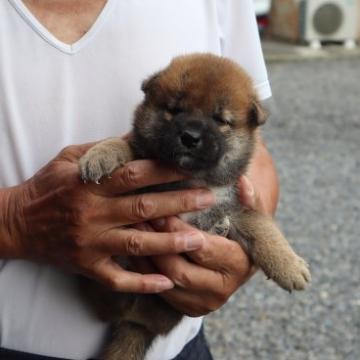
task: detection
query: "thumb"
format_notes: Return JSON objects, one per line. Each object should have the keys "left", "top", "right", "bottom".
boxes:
{"left": 237, "top": 175, "right": 256, "bottom": 209}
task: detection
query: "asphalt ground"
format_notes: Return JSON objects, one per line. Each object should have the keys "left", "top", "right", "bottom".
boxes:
{"left": 262, "top": 40, "right": 360, "bottom": 63}
{"left": 204, "top": 57, "right": 360, "bottom": 360}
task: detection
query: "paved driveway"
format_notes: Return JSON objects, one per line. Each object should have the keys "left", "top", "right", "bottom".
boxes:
{"left": 205, "top": 57, "right": 360, "bottom": 360}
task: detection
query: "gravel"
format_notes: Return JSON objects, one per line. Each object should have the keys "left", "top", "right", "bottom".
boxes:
{"left": 204, "top": 57, "right": 360, "bottom": 360}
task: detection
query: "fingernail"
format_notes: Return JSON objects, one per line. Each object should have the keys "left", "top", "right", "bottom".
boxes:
{"left": 184, "top": 231, "right": 205, "bottom": 250}
{"left": 242, "top": 176, "right": 254, "bottom": 198}
{"left": 196, "top": 190, "right": 215, "bottom": 209}
{"left": 154, "top": 276, "right": 174, "bottom": 292}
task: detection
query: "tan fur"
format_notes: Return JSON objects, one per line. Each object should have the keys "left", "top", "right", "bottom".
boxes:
{"left": 79, "top": 53, "right": 310, "bottom": 360}
{"left": 229, "top": 210, "right": 310, "bottom": 291}
{"left": 143, "top": 54, "right": 254, "bottom": 128}
{"left": 79, "top": 137, "right": 134, "bottom": 183}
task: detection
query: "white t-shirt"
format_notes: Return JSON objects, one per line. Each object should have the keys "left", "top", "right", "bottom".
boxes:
{"left": 0, "top": 0, "right": 271, "bottom": 359}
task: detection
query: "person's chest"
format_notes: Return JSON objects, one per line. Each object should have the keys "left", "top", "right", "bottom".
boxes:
{"left": 0, "top": 0, "right": 222, "bottom": 186}
{"left": 22, "top": 0, "right": 108, "bottom": 44}
{"left": 0, "top": 2, "right": 221, "bottom": 359}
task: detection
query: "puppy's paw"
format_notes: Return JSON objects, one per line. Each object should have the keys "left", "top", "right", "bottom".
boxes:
{"left": 79, "top": 146, "right": 125, "bottom": 183}
{"left": 268, "top": 254, "right": 311, "bottom": 292}
{"left": 210, "top": 217, "right": 230, "bottom": 237}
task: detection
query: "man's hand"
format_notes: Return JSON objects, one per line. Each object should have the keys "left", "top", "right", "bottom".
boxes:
{"left": 132, "top": 215, "right": 254, "bottom": 317}
{"left": 132, "top": 137, "right": 279, "bottom": 316}
{"left": 0, "top": 142, "right": 215, "bottom": 294}
{"left": 131, "top": 176, "right": 265, "bottom": 317}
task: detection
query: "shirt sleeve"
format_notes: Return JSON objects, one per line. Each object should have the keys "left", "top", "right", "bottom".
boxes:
{"left": 216, "top": 0, "right": 272, "bottom": 100}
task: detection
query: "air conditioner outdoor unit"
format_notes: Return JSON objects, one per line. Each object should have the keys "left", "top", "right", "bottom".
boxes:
{"left": 269, "top": 0, "right": 359, "bottom": 48}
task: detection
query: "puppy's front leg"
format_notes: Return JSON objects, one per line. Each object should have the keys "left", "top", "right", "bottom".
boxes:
{"left": 230, "top": 210, "right": 311, "bottom": 292}
{"left": 79, "top": 137, "right": 134, "bottom": 183}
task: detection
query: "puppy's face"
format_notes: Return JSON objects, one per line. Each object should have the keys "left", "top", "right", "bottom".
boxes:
{"left": 132, "top": 54, "right": 267, "bottom": 184}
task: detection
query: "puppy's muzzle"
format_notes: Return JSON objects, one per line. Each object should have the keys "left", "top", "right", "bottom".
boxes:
{"left": 164, "top": 114, "right": 225, "bottom": 171}
{"left": 180, "top": 129, "right": 202, "bottom": 149}
{"left": 176, "top": 116, "right": 208, "bottom": 154}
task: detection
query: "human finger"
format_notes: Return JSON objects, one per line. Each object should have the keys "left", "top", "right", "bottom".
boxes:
{"left": 131, "top": 255, "right": 230, "bottom": 316}
{"left": 88, "top": 258, "right": 174, "bottom": 293}
{"left": 102, "top": 189, "right": 214, "bottom": 225}
{"left": 96, "top": 228, "right": 205, "bottom": 256}
{"left": 87, "top": 160, "right": 187, "bottom": 195}
{"left": 151, "top": 254, "right": 224, "bottom": 291}
{"left": 187, "top": 235, "right": 252, "bottom": 276}
{"left": 160, "top": 287, "right": 224, "bottom": 317}
{"left": 238, "top": 175, "right": 269, "bottom": 215}
{"left": 237, "top": 175, "right": 256, "bottom": 208}
{"left": 152, "top": 216, "right": 252, "bottom": 274}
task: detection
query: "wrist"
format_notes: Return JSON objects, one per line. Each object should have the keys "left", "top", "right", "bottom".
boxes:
{"left": 0, "top": 185, "right": 29, "bottom": 258}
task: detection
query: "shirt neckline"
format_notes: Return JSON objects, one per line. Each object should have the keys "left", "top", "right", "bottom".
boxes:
{"left": 8, "top": 0, "right": 116, "bottom": 55}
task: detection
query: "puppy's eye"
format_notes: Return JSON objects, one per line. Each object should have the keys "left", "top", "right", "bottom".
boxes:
{"left": 213, "top": 114, "right": 229, "bottom": 126}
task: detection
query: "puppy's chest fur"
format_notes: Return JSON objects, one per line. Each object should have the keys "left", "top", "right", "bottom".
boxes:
{"left": 183, "top": 184, "right": 237, "bottom": 230}
{"left": 148, "top": 179, "right": 239, "bottom": 232}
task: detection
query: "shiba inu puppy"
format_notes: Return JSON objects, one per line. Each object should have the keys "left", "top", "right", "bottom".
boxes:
{"left": 79, "top": 53, "right": 311, "bottom": 360}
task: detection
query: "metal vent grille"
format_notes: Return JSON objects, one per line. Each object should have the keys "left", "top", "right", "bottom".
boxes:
{"left": 313, "top": 3, "right": 343, "bottom": 35}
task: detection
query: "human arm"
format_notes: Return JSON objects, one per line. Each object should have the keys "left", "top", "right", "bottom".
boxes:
{"left": 0, "top": 186, "right": 27, "bottom": 258}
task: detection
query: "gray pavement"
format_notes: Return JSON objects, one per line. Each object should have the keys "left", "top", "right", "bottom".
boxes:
{"left": 204, "top": 56, "right": 360, "bottom": 359}
{"left": 263, "top": 39, "right": 360, "bottom": 63}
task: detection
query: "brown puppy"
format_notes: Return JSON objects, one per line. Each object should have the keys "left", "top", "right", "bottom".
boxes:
{"left": 79, "top": 53, "right": 311, "bottom": 360}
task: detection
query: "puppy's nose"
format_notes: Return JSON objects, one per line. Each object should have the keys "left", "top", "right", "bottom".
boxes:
{"left": 180, "top": 130, "right": 202, "bottom": 149}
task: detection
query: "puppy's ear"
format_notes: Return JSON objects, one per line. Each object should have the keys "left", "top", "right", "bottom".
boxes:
{"left": 141, "top": 71, "right": 162, "bottom": 94}
{"left": 248, "top": 97, "right": 267, "bottom": 127}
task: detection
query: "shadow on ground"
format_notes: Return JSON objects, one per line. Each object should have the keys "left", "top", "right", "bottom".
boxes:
{"left": 205, "top": 57, "right": 360, "bottom": 360}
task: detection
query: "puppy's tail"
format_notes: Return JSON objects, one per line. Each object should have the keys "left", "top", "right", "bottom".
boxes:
{"left": 102, "top": 321, "right": 155, "bottom": 360}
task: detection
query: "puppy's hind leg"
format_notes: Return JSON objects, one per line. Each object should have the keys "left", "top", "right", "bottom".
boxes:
{"left": 102, "top": 293, "right": 183, "bottom": 360}
{"left": 229, "top": 210, "right": 311, "bottom": 292}
{"left": 79, "top": 138, "right": 134, "bottom": 183}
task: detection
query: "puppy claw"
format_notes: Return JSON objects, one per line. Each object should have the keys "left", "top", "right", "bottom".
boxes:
{"left": 210, "top": 217, "right": 231, "bottom": 237}
{"left": 79, "top": 147, "right": 123, "bottom": 183}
